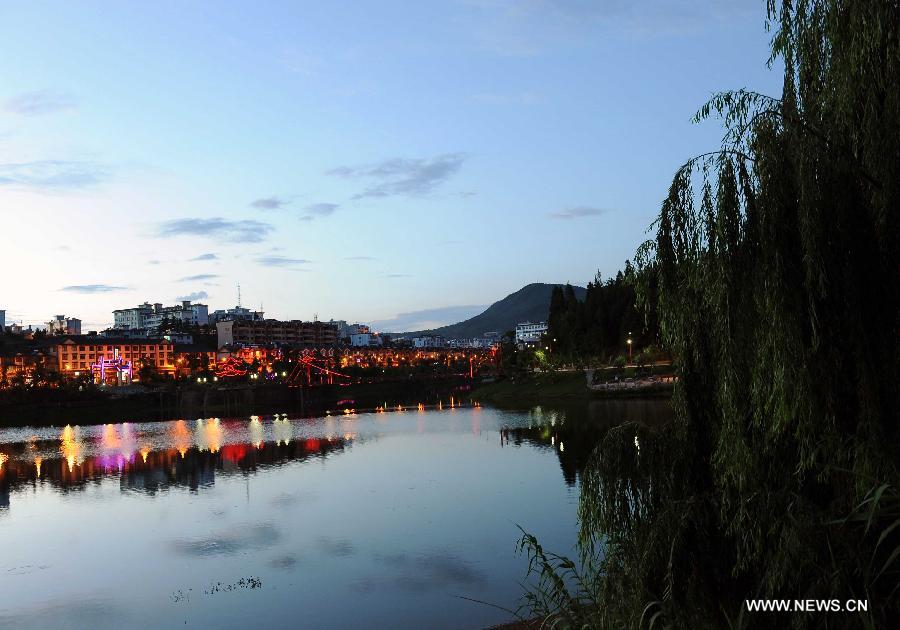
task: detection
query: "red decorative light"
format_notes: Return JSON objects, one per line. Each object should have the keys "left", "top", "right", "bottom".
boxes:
{"left": 216, "top": 357, "right": 248, "bottom": 378}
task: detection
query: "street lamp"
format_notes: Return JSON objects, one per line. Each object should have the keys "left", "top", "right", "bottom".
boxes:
{"left": 627, "top": 333, "right": 633, "bottom": 363}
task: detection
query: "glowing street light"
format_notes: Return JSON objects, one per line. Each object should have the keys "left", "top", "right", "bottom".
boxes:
{"left": 627, "top": 333, "right": 633, "bottom": 362}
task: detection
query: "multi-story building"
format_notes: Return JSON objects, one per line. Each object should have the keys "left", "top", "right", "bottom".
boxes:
{"left": 209, "top": 305, "right": 264, "bottom": 324}
{"left": 216, "top": 319, "right": 339, "bottom": 348}
{"left": 412, "top": 335, "right": 447, "bottom": 349}
{"left": 113, "top": 301, "right": 208, "bottom": 330}
{"left": 100, "top": 327, "right": 153, "bottom": 339}
{"left": 515, "top": 322, "right": 548, "bottom": 343}
{"left": 113, "top": 303, "right": 153, "bottom": 329}
{"left": 47, "top": 315, "right": 82, "bottom": 335}
{"left": 326, "top": 320, "right": 371, "bottom": 338}
{"left": 56, "top": 336, "right": 175, "bottom": 383}
{"left": 0, "top": 309, "right": 5, "bottom": 330}
{"left": 349, "top": 332, "right": 383, "bottom": 347}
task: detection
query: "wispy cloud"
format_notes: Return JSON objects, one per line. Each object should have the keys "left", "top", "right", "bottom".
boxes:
{"left": 0, "top": 160, "right": 107, "bottom": 190}
{"left": 548, "top": 206, "right": 607, "bottom": 220}
{"left": 344, "top": 256, "right": 376, "bottom": 261}
{"left": 328, "top": 153, "right": 468, "bottom": 200}
{"left": 59, "top": 284, "right": 128, "bottom": 294}
{"left": 155, "top": 217, "right": 273, "bottom": 243}
{"left": 384, "top": 273, "right": 410, "bottom": 278}
{"left": 304, "top": 202, "right": 339, "bottom": 217}
{"left": 250, "top": 196, "right": 290, "bottom": 210}
{"left": 179, "top": 273, "right": 219, "bottom": 282}
{"left": 255, "top": 255, "right": 311, "bottom": 268}
{"left": 190, "top": 253, "right": 218, "bottom": 261}
{"left": 4, "top": 90, "right": 76, "bottom": 116}
{"left": 176, "top": 291, "right": 209, "bottom": 301}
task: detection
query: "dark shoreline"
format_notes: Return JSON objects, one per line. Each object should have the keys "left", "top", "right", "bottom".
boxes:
{"left": 471, "top": 370, "right": 673, "bottom": 407}
{"left": 0, "top": 377, "right": 476, "bottom": 427}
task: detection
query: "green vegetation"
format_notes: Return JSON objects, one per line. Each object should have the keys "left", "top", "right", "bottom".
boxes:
{"left": 472, "top": 371, "right": 588, "bottom": 406}
{"left": 547, "top": 267, "right": 659, "bottom": 364}
{"left": 518, "top": 1, "right": 900, "bottom": 627}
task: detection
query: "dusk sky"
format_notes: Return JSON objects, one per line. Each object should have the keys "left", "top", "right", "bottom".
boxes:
{"left": 0, "top": 1, "right": 780, "bottom": 332}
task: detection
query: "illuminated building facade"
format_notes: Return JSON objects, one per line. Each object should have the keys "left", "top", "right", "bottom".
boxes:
{"left": 216, "top": 319, "right": 339, "bottom": 348}
{"left": 172, "top": 342, "right": 218, "bottom": 378}
{"left": 56, "top": 337, "right": 175, "bottom": 383}
{"left": 412, "top": 335, "right": 447, "bottom": 349}
{"left": 515, "top": 321, "right": 548, "bottom": 343}
{"left": 0, "top": 347, "right": 57, "bottom": 385}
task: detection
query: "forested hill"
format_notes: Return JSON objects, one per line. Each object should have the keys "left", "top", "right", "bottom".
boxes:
{"left": 404, "top": 283, "right": 586, "bottom": 339}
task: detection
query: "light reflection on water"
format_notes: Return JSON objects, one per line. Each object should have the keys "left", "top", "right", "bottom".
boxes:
{"left": 0, "top": 401, "right": 669, "bottom": 629}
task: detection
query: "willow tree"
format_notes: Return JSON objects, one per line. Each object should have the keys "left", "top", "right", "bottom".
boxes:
{"left": 521, "top": 2, "right": 900, "bottom": 628}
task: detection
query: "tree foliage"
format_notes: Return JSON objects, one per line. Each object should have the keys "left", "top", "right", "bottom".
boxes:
{"left": 547, "top": 266, "right": 658, "bottom": 363}
{"left": 522, "top": 1, "right": 900, "bottom": 627}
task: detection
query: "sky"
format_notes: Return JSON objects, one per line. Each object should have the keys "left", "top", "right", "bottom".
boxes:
{"left": 0, "top": 1, "right": 781, "bottom": 332}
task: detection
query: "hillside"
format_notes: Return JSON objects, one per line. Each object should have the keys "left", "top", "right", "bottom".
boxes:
{"left": 404, "top": 283, "right": 586, "bottom": 339}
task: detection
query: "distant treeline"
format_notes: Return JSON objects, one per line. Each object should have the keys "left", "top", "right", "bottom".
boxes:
{"left": 547, "top": 261, "right": 658, "bottom": 362}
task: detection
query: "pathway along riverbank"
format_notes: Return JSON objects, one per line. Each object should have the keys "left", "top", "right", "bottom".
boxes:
{"left": 471, "top": 369, "right": 673, "bottom": 407}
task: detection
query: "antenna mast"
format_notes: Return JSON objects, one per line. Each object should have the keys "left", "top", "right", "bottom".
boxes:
{"left": 237, "top": 283, "right": 242, "bottom": 307}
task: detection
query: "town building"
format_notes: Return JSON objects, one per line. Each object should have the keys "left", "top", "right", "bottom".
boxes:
{"left": 412, "top": 335, "right": 447, "bottom": 349}
{"left": 47, "top": 315, "right": 82, "bottom": 336}
{"left": 209, "top": 305, "right": 264, "bottom": 324}
{"left": 515, "top": 321, "right": 548, "bottom": 343}
{"left": 349, "top": 332, "right": 383, "bottom": 347}
{"left": 56, "top": 336, "right": 175, "bottom": 383}
{"left": 0, "top": 344, "right": 57, "bottom": 385}
{"left": 100, "top": 327, "right": 154, "bottom": 339}
{"left": 0, "top": 309, "right": 5, "bottom": 330}
{"left": 113, "top": 301, "right": 208, "bottom": 330}
{"left": 216, "top": 319, "right": 339, "bottom": 348}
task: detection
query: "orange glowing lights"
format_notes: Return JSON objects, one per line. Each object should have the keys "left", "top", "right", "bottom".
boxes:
{"left": 60, "top": 425, "right": 83, "bottom": 472}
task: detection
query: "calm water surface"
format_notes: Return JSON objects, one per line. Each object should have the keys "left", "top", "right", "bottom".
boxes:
{"left": 0, "top": 401, "right": 668, "bottom": 629}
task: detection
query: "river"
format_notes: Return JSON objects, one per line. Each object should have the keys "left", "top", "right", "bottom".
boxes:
{"left": 0, "top": 399, "right": 670, "bottom": 629}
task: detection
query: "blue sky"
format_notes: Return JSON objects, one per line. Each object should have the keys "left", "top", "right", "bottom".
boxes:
{"left": 0, "top": 1, "right": 780, "bottom": 331}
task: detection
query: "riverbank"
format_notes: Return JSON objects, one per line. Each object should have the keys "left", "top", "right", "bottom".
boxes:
{"left": 471, "top": 370, "right": 674, "bottom": 407}
{"left": 0, "top": 377, "right": 475, "bottom": 427}
{"left": 471, "top": 371, "right": 589, "bottom": 406}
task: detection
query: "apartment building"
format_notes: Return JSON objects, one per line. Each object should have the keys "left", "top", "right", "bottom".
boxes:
{"left": 216, "top": 319, "right": 339, "bottom": 348}
{"left": 56, "top": 336, "right": 175, "bottom": 382}
{"left": 113, "top": 301, "right": 208, "bottom": 330}
{"left": 515, "top": 321, "right": 548, "bottom": 343}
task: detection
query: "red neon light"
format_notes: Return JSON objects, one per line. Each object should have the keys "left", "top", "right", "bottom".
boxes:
{"left": 216, "top": 357, "right": 248, "bottom": 378}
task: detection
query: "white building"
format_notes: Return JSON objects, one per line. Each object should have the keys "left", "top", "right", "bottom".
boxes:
{"left": 412, "top": 335, "right": 447, "bottom": 349}
{"left": 349, "top": 332, "right": 383, "bottom": 347}
{"left": 47, "top": 315, "right": 82, "bottom": 335}
{"left": 515, "top": 321, "right": 548, "bottom": 343}
{"left": 114, "top": 301, "right": 208, "bottom": 330}
{"left": 341, "top": 322, "right": 370, "bottom": 336}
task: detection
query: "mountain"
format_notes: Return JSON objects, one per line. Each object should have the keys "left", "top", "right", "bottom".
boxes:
{"left": 402, "top": 283, "right": 586, "bottom": 339}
